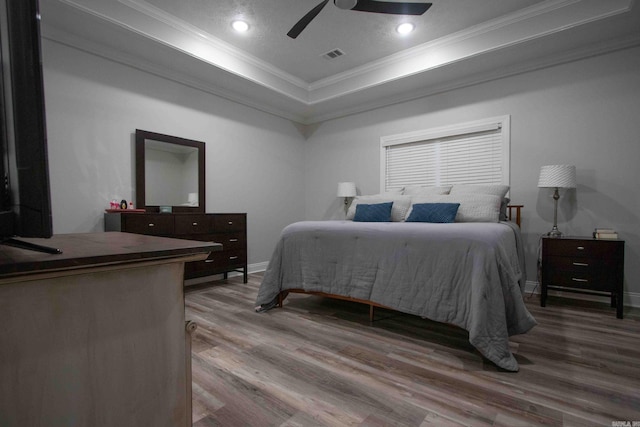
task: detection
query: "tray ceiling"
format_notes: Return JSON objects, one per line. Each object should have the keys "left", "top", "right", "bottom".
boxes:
{"left": 40, "top": 0, "right": 640, "bottom": 124}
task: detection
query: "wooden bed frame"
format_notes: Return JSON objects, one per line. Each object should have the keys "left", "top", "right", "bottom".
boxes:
{"left": 507, "top": 204, "right": 523, "bottom": 228}
{"left": 277, "top": 204, "right": 524, "bottom": 322}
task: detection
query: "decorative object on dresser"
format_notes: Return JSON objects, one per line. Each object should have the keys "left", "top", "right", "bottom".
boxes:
{"left": 537, "top": 164, "right": 577, "bottom": 237}
{"left": 541, "top": 236, "right": 624, "bottom": 318}
{"left": 105, "top": 212, "right": 248, "bottom": 283}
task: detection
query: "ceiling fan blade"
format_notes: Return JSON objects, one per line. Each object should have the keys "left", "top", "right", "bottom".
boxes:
{"left": 287, "top": 0, "right": 331, "bottom": 39}
{"left": 351, "top": 1, "right": 432, "bottom": 15}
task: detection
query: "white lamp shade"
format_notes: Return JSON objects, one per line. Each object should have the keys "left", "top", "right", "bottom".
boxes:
{"left": 337, "top": 182, "right": 356, "bottom": 198}
{"left": 538, "top": 165, "right": 576, "bottom": 188}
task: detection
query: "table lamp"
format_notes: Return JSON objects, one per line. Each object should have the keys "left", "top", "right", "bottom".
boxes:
{"left": 337, "top": 182, "right": 356, "bottom": 213}
{"left": 538, "top": 165, "right": 576, "bottom": 237}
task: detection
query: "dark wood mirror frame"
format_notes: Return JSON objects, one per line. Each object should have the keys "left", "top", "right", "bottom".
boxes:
{"left": 135, "top": 129, "right": 205, "bottom": 213}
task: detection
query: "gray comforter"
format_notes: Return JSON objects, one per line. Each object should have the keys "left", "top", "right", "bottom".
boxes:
{"left": 256, "top": 220, "right": 536, "bottom": 371}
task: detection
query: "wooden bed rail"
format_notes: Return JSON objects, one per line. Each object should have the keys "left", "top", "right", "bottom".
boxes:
{"left": 278, "top": 290, "right": 394, "bottom": 323}
{"left": 507, "top": 204, "right": 523, "bottom": 227}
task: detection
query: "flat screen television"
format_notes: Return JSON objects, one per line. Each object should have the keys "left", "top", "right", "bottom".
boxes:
{"left": 0, "top": 0, "right": 60, "bottom": 253}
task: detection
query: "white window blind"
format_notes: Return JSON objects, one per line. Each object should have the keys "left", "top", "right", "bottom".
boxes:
{"left": 381, "top": 116, "right": 509, "bottom": 192}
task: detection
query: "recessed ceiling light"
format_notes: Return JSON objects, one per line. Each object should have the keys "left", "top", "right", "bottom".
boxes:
{"left": 396, "top": 23, "right": 415, "bottom": 35}
{"left": 232, "top": 20, "right": 249, "bottom": 33}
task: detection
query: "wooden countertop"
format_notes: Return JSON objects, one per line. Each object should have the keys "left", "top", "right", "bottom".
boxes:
{"left": 0, "top": 232, "right": 222, "bottom": 278}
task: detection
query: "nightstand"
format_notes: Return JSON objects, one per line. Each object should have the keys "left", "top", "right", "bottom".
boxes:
{"left": 541, "top": 236, "right": 625, "bottom": 318}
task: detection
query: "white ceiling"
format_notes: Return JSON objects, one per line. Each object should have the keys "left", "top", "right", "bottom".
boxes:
{"left": 39, "top": 0, "right": 640, "bottom": 124}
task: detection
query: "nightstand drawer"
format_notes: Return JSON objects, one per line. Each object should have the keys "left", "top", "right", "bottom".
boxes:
{"left": 544, "top": 256, "right": 616, "bottom": 273}
{"left": 543, "top": 238, "right": 623, "bottom": 259}
{"left": 545, "top": 269, "right": 613, "bottom": 292}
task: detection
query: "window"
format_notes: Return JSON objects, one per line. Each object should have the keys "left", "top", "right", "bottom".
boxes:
{"left": 380, "top": 116, "right": 510, "bottom": 192}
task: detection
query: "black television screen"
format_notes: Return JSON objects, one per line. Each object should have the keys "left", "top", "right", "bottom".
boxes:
{"left": 0, "top": 0, "right": 57, "bottom": 252}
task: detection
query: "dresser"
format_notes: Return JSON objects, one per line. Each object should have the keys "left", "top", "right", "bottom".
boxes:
{"left": 0, "top": 232, "right": 219, "bottom": 427}
{"left": 541, "top": 236, "right": 625, "bottom": 318}
{"left": 105, "top": 212, "right": 247, "bottom": 283}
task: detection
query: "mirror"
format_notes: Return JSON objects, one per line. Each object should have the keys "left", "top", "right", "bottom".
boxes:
{"left": 135, "top": 129, "right": 205, "bottom": 213}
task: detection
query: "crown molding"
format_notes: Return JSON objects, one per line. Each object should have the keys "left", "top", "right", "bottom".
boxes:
{"left": 306, "top": 0, "right": 634, "bottom": 102}
{"left": 119, "top": 0, "right": 310, "bottom": 91}
{"left": 41, "top": 0, "right": 639, "bottom": 125}
{"left": 40, "top": 26, "right": 309, "bottom": 123}
{"left": 54, "top": 0, "right": 633, "bottom": 104}
{"left": 308, "top": 0, "right": 585, "bottom": 91}
{"left": 306, "top": 33, "right": 640, "bottom": 124}
{"left": 54, "top": 0, "right": 310, "bottom": 102}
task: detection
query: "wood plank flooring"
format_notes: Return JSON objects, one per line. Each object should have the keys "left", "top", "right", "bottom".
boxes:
{"left": 186, "top": 273, "right": 640, "bottom": 426}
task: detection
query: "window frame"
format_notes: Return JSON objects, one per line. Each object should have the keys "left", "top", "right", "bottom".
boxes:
{"left": 379, "top": 116, "right": 510, "bottom": 192}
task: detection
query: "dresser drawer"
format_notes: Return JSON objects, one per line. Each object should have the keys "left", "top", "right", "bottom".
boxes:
{"left": 217, "top": 249, "right": 246, "bottom": 266}
{"left": 186, "top": 249, "right": 246, "bottom": 274}
{"left": 543, "top": 238, "right": 623, "bottom": 259}
{"left": 174, "top": 214, "right": 210, "bottom": 235}
{"left": 123, "top": 214, "right": 173, "bottom": 235}
{"left": 214, "top": 232, "right": 246, "bottom": 251}
{"left": 212, "top": 214, "right": 246, "bottom": 232}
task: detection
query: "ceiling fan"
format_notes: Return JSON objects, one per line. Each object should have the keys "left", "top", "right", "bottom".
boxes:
{"left": 287, "top": 0, "right": 433, "bottom": 39}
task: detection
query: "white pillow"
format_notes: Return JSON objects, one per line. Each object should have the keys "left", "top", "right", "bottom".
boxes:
{"left": 381, "top": 189, "right": 404, "bottom": 195}
{"left": 402, "top": 185, "right": 452, "bottom": 196}
{"left": 410, "top": 193, "right": 502, "bottom": 222}
{"left": 347, "top": 194, "right": 412, "bottom": 222}
{"left": 449, "top": 184, "right": 509, "bottom": 200}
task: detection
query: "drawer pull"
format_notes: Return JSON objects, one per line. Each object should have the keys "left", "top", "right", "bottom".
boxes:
{"left": 572, "top": 278, "right": 588, "bottom": 282}
{"left": 228, "top": 221, "right": 234, "bottom": 225}
{"left": 229, "top": 239, "right": 238, "bottom": 242}
{"left": 192, "top": 222, "right": 198, "bottom": 226}
{"left": 229, "top": 256, "right": 238, "bottom": 260}
{"left": 573, "top": 262, "right": 589, "bottom": 267}
{"left": 148, "top": 223, "right": 155, "bottom": 227}
{"left": 577, "top": 246, "right": 585, "bottom": 250}
{"left": 205, "top": 259, "right": 214, "bottom": 263}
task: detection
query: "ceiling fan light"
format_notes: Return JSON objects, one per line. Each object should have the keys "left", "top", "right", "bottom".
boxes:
{"left": 231, "top": 20, "right": 249, "bottom": 33}
{"left": 396, "top": 22, "right": 415, "bottom": 35}
{"left": 335, "top": 0, "right": 358, "bottom": 10}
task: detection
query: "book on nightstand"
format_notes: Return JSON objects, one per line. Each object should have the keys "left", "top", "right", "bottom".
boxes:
{"left": 593, "top": 228, "right": 618, "bottom": 239}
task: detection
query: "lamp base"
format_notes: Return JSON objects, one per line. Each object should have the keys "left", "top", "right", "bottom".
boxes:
{"left": 547, "top": 226, "right": 563, "bottom": 238}
{"left": 547, "top": 188, "right": 563, "bottom": 238}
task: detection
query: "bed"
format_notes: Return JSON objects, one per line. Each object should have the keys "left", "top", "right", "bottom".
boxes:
{"left": 255, "top": 187, "right": 536, "bottom": 372}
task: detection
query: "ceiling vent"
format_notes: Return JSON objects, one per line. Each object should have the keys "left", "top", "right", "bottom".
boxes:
{"left": 322, "top": 48, "right": 345, "bottom": 60}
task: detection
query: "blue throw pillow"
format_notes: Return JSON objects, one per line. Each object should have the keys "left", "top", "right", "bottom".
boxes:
{"left": 353, "top": 202, "right": 393, "bottom": 222}
{"left": 406, "top": 203, "right": 460, "bottom": 223}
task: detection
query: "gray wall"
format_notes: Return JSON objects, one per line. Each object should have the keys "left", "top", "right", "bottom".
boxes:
{"left": 42, "top": 39, "right": 306, "bottom": 268}
{"left": 42, "top": 36, "right": 640, "bottom": 305}
{"left": 304, "top": 46, "right": 640, "bottom": 304}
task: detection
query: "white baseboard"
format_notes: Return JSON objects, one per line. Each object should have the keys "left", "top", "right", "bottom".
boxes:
{"left": 524, "top": 280, "right": 640, "bottom": 308}
{"left": 248, "top": 261, "right": 269, "bottom": 274}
